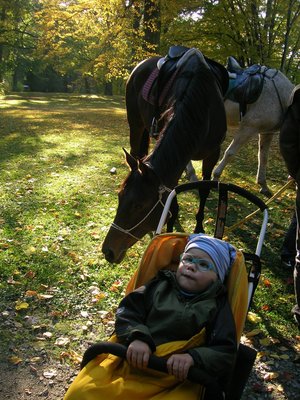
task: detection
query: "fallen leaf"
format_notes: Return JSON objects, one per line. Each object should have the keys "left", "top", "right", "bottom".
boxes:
{"left": 276, "top": 384, "right": 284, "bottom": 392}
{"left": 279, "top": 354, "right": 290, "bottom": 360}
{"left": 9, "top": 356, "right": 22, "bottom": 365}
{"left": 60, "top": 350, "right": 82, "bottom": 364}
{"left": 80, "top": 310, "right": 89, "bottom": 318}
{"left": 92, "top": 292, "right": 106, "bottom": 303}
{"left": 55, "top": 337, "right": 70, "bottom": 346}
{"left": 43, "top": 332, "right": 53, "bottom": 339}
{"left": 30, "top": 357, "right": 42, "bottom": 363}
{"left": 269, "top": 353, "right": 281, "bottom": 359}
{"left": 68, "top": 251, "right": 80, "bottom": 263}
{"left": 37, "top": 294, "right": 54, "bottom": 300}
{"left": 24, "top": 270, "right": 35, "bottom": 279}
{"left": 24, "top": 246, "right": 36, "bottom": 255}
{"left": 245, "top": 328, "right": 262, "bottom": 337}
{"left": 247, "top": 312, "right": 262, "bottom": 323}
{"left": 25, "top": 290, "right": 38, "bottom": 297}
{"left": 279, "top": 346, "right": 288, "bottom": 351}
{"left": 7, "top": 277, "right": 22, "bottom": 285}
{"left": 264, "top": 372, "right": 279, "bottom": 381}
{"left": 15, "top": 301, "right": 29, "bottom": 311}
{"left": 260, "top": 337, "right": 272, "bottom": 346}
{"left": 256, "top": 351, "right": 266, "bottom": 360}
{"left": 109, "top": 279, "right": 123, "bottom": 292}
{"left": 90, "top": 232, "right": 100, "bottom": 240}
{"left": 43, "top": 369, "right": 57, "bottom": 379}
{"left": 263, "top": 278, "right": 271, "bottom": 287}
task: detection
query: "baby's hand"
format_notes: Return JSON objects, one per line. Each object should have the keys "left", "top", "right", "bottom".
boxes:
{"left": 126, "top": 340, "right": 151, "bottom": 369}
{"left": 167, "top": 353, "right": 194, "bottom": 381}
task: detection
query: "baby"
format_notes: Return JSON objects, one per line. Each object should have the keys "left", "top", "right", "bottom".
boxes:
{"left": 65, "top": 233, "right": 237, "bottom": 400}
{"left": 116, "top": 233, "right": 237, "bottom": 381}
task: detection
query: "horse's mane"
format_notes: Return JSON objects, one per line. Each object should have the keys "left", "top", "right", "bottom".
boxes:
{"left": 145, "top": 57, "right": 225, "bottom": 186}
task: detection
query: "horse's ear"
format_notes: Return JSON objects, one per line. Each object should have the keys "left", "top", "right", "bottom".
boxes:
{"left": 137, "top": 159, "right": 151, "bottom": 177}
{"left": 123, "top": 148, "right": 138, "bottom": 171}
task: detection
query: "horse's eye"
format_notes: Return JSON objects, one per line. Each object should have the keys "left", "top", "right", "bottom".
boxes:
{"left": 132, "top": 203, "right": 143, "bottom": 211}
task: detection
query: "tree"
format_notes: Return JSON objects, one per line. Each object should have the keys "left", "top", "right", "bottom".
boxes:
{"left": 0, "top": 0, "right": 38, "bottom": 89}
{"left": 280, "top": 0, "right": 300, "bottom": 80}
{"left": 1, "top": 0, "right": 299, "bottom": 93}
{"left": 160, "top": 0, "right": 299, "bottom": 79}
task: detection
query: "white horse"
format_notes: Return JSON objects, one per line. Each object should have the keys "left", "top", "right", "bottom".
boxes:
{"left": 186, "top": 60, "right": 294, "bottom": 196}
{"left": 213, "top": 61, "right": 295, "bottom": 197}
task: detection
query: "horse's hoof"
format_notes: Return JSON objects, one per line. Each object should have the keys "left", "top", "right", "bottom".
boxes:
{"left": 259, "top": 187, "right": 272, "bottom": 198}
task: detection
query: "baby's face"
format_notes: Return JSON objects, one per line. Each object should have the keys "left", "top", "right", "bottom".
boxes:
{"left": 176, "top": 248, "right": 218, "bottom": 293}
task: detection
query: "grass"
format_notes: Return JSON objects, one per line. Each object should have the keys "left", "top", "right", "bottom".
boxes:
{"left": 0, "top": 92, "right": 298, "bottom": 365}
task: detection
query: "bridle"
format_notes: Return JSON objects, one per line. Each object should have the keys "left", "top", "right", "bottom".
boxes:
{"left": 110, "top": 184, "right": 172, "bottom": 241}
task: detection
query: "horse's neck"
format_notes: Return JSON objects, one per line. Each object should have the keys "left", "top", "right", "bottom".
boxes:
{"left": 148, "top": 143, "right": 189, "bottom": 188}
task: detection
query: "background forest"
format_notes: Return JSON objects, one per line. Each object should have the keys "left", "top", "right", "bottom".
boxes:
{"left": 0, "top": 0, "right": 299, "bottom": 95}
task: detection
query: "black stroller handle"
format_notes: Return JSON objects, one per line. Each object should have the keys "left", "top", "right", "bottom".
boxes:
{"left": 174, "top": 181, "right": 267, "bottom": 211}
{"left": 81, "top": 342, "right": 218, "bottom": 386}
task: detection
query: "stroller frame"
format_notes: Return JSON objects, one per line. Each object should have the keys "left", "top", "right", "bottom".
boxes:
{"left": 82, "top": 181, "right": 268, "bottom": 400}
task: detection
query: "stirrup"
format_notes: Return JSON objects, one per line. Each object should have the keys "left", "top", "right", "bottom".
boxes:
{"left": 150, "top": 117, "right": 159, "bottom": 138}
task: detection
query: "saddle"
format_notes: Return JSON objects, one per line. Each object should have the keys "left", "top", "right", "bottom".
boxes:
{"left": 142, "top": 46, "right": 228, "bottom": 137}
{"left": 225, "top": 56, "right": 265, "bottom": 116}
{"left": 142, "top": 46, "right": 189, "bottom": 105}
{"left": 142, "top": 45, "right": 197, "bottom": 137}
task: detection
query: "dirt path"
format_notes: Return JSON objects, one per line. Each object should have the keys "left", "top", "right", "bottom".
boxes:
{"left": 0, "top": 333, "right": 299, "bottom": 400}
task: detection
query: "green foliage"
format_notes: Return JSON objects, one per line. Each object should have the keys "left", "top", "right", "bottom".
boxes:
{"left": 1, "top": 0, "right": 299, "bottom": 93}
{"left": 162, "top": 0, "right": 300, "bottom": 77}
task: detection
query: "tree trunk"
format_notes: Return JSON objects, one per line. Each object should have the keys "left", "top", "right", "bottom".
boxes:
{"left": 104, "top": 81, "right": 113, "bottom": 96}
{"left": 143, "top": 0, "right": 161, "bottom": 53}
{"left": 281, "top": 0, "right": 293, "bottom": 72}
{"left": 0, "top": 5, "right": 7, "bottom": 82}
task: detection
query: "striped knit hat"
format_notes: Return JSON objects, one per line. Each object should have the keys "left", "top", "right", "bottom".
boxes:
{"left": 184, "top": 233, "right": 236, "bottom": 282}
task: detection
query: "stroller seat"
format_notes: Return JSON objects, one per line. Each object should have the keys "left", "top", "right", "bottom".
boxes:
{"left": 65, "top": 181, "right": 268, "bottom": 400}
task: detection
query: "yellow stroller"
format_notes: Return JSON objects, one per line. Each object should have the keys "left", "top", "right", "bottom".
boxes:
{"left": 66, "top": 181, "right": 268, "bottom": 400}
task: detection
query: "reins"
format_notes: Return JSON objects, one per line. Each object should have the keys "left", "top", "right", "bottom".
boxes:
{"left": 110, "top": 184, "right": 173, "bottom": 241}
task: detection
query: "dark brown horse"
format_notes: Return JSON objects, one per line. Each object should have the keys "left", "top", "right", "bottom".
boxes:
{"left": 102, "top": 47, "right": 229, "bottom": 263}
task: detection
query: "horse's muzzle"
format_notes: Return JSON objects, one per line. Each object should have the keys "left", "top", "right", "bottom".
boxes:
{"left": 102, "top": 245, "right": 126, "bottom": 264}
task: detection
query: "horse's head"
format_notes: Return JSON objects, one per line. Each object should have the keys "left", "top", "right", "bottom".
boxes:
{"left": 102, "top": 149, "right": 170, "bottom": 263}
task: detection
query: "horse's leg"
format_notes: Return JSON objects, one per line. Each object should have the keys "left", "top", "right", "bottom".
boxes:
{"left": 166, "top": 198, "right": 179, "bottom": 232}
{"left": 195, "top": 148, "right": 221, "bottom": 233}
{"left": 129, "top": 120, "right": 149, "bottom": 159}
{"left": 257, "top": 132, "right": 274, "bottom": 197}
{"left": 213, "top": 125, "right": 257, "bottom": 180}
{"left": 126, "top": 83, "right": 150, "bottom": 158}
{"left": 185, "top": 161, "right": 198, "bottom": 182}
{"left": 137, "top": 129, "right": 150, "bottom": 158}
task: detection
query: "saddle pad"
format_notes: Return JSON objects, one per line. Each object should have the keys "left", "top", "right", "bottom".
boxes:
{"left": 142, "top": 67, "right": 159, "bottom": 105}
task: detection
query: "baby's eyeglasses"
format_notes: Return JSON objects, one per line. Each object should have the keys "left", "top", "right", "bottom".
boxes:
{"left": 180, "top": 254, "right": 217, "bottom": 273}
